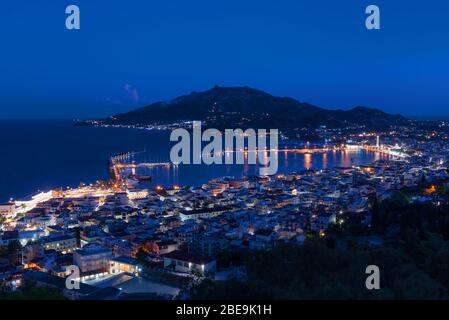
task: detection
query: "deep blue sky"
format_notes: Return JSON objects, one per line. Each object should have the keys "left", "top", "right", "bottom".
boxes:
{"left": 1, "top": 0, "right": 448, "bottom": 118}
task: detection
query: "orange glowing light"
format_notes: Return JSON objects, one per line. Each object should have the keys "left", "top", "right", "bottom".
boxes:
{"left": 424, "top": 185, "right": 437, "bottom": 195}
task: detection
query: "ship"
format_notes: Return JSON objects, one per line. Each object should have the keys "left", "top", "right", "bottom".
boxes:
{"left": 136, "top": 175, "right": 152, "bottom": 181}
{"left": 125, "top": 177, "right": 139, "bottom": 188}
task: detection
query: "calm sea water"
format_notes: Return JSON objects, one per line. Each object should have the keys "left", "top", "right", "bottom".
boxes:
{"left": 0, "top": 120, "right": 387, "bottom": 202}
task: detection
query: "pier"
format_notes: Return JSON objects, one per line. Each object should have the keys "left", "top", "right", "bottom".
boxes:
{"left": 109, "top": 150, "right": 173, "bottom": 185}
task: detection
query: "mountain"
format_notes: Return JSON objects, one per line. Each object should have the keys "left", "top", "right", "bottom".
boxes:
{"left": 103, "top": 86, "right": 407, "bottom": 131}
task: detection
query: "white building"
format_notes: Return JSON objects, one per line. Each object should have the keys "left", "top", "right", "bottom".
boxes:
{"left": 109, "top": 256, "right": 141, "bottom": 276}
{"left": 179, "top": 206, "right": 231, "bottom": 222}
{"left": 0, "top": 202, "right": 16, "bottom": 218}
{"left": 73, "top": 245, "right": 112, "bottom": 275}
{"left": 127, "top": 188, "right": 149, "bottom": 200}
{"left": 156, "top": 240, "right": 178, "bottom": 255}
{"left": 42, "top": 235, "right": 77, "bottom": 253}
{"left": 163, "top": 250, "right": 216, "bottom": 276}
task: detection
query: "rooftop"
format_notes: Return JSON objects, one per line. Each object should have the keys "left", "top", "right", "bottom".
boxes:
{"left": 110, "top": 256, "right": 140, "bottom": 266}
{"left": 24, "top": 271, "right": 98, "bottom": 295}
{"left": 75, "top": 246, "right": 111, "bottom": 256}
{"left": 180, "top": 206, "right": 232, "bottom": 215}
{"left": 163, "top": 250, "right": 215, "bottom": 265}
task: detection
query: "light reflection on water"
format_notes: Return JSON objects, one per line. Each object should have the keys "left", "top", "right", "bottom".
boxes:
{"left": 135, "top": 149, "right": 390, "bottom": 188}
{"left": 0, "top": 120, "right": 391, "bottom": 200}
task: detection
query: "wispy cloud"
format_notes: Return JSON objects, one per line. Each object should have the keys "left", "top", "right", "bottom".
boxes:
{"left": 104, "top": 84, "right": 141, "bottom": 108}
{"left": 124, "top": 83, "right": 139, "bottom": 102}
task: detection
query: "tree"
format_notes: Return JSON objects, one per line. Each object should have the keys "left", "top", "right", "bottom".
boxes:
{"left": 7, "top": 240, "right": 22, "bottom": 254}
{"left": 136, "top": 248, "right": 149, "bottom": 264}
{"left": 371, "top": 196, "right": 382, "bottom": 230}
{"left": 0, "top": 285, "right": 65, "bottom": 300}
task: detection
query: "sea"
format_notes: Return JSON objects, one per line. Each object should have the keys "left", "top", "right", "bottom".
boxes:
{"left": 0, "top": 119, "right": 388, "bottom": 202}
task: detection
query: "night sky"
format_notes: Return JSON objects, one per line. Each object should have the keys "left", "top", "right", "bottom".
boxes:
{"left": 1, "top": 0, "right": 448, "bottom": 118}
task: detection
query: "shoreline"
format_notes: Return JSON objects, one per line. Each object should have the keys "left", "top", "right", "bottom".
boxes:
{"left": 5, "top": 148, "right": 393, "bottom": 206}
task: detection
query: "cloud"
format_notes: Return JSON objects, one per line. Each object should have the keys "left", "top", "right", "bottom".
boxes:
{"left": 103, "top": 84, "right": 141, "bottom": 107}
{"left": 124, "top": 83, "right": 139, "bottom": 102}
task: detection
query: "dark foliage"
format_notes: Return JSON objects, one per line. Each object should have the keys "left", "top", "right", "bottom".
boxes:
{"left": 190, "top": 193, "right": 449, "bottom": 300}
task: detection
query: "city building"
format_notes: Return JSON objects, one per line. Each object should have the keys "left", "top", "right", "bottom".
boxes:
{"left": 73, "top": 245, "right": 112, "bottom": 275}
{"left": 155, "top": 240, "right": 178, "bottom": 255}
{"left": 0, "top": 202, "right": 16, "bottom": 219}
{"left": 42, "top": 235, "right": 77, "bottom": 253}
{"left": 109, "top": 256, "right": 141, "bottom": 276}
{"left": 127, "top": 188, "right": 149, "bottom": 200}
{"left": 163, "top": 250, "right": 216, "bottom": 275}
{"left": 179, "top": 206, "right": 232, "bottom": 221}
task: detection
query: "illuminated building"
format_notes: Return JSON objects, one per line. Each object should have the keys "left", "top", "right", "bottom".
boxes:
{"left": 42, "top": 235, "right": 77, "bottom": 253}
{"left": 109, "top": 256, "right": 141, "bottom": 276}
{"left": 155, "top": 240, "right": 179, "bottom": 255}
{"left": 126, "top": 188, "right": 149, "bottom": 200}
{"left": 73, "top": 245, "right": 112, "bottom": 274}
{"left": 163, "top": 250, "right": 216, "bottom": 275}
{"left": 0, "top": 202, "right": 16, "bottom": 218}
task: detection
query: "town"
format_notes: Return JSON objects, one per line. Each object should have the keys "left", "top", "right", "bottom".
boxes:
{"left": 1, "top": 120, "right": 449, "bottom": 300}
